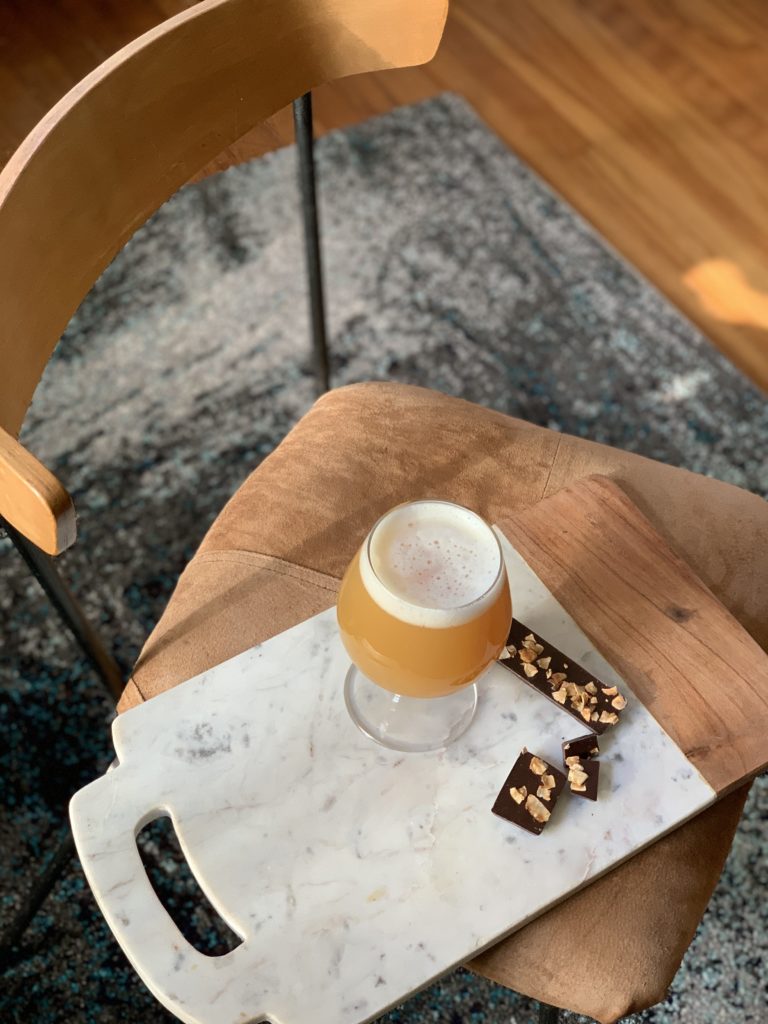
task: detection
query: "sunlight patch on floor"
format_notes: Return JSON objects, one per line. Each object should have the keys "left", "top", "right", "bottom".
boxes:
{"left": 683, "top": 259, "right": 768, "bottom": 331}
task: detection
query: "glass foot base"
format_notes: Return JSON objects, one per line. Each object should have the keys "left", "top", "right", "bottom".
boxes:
{"left": 344, "top": 666, "right": 478, "bottom": 753}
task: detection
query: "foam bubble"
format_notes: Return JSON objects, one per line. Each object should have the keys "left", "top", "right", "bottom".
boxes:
{"left": 360, "top": 501, "right": 504, "bottom": 627}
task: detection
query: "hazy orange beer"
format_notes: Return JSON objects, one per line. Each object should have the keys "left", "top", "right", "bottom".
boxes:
{"left": 337, "top": 501, "right": 512, "bottom": 703}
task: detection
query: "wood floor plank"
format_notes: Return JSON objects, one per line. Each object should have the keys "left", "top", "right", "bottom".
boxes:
{"left": 0, "top": 0, "right": 766, "bottom": 390}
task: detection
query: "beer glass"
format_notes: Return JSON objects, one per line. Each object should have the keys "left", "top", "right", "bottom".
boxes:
{"left": 337, "top": 500, "right": 512, "bottom": 752}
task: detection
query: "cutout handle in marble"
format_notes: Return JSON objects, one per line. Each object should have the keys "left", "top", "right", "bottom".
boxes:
{"left": 137, "top": 814, "right": 243, "bottom": 955}
{"left": 70, "top": 767, "right": 259, "bottom": 1024}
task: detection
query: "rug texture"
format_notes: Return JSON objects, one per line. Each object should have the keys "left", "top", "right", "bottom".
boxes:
{"left": 1, "top": 94, "right": 766, "bottom": 1024}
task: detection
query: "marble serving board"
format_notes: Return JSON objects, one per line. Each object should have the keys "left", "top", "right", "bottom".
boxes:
{"left": 70, "top": 533, "right": 716, "bottom": 1024}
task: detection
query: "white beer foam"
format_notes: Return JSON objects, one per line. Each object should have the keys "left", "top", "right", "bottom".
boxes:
{"left": 360, "top": 501, "right": 504, "bottom": 628}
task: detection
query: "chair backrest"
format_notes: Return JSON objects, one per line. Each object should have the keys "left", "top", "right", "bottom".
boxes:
{"left": 0, "top": 0, "right": 447, "bottom": 554}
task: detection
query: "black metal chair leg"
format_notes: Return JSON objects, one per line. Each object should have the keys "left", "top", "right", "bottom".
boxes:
{"left": 292, "top": 91, "right": 331, "bottom": 395}
{"left": 537, "top": 1002, "right": 561, "bottom": 1024}
{"left": 0, "top": 831, "right": 75, "bottom": 963}
{"left": 2, "top": 518, "right": 123, "bottom": 701}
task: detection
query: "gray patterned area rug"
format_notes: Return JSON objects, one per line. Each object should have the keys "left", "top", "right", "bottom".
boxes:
{"left": 1, "top": 94, "right": 766, "bottom": 1023}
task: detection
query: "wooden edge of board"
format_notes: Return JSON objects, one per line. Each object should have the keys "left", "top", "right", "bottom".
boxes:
{"left": 500, "top": 473, "right": 768, "bottom": 797}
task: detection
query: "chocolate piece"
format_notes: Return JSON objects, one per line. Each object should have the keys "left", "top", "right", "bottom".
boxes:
{"left": 498, "top": 620, "right": 627, "bottom": 734}
{"left": 563, "top": 734, "right": 600, "bottom": 762}
{"left": 566, "top": 757, "right": 600, "bottom": 801}
{"left": 492, "top": 749, "right": 566, "bottom": 835}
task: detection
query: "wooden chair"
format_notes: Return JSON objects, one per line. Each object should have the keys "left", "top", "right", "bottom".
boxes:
{"left": 1, "top": 1, "right": 766, "bottom": 1022}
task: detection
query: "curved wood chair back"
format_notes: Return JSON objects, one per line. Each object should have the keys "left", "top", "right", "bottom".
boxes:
{"left": 0, "top": 0, "right": 447, "bottom": 555}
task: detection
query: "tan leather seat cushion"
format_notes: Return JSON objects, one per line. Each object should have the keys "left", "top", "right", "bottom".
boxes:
{"left": 119, "top": 383, "right": 767, "bottom": 1023}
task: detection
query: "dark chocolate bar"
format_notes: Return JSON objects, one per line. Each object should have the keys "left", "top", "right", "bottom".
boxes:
{"left": 492, "top": 749, "right": 566, "bottom": 835}
{"left": 563, "top": 734, "right": 600, "bottom": 761}
{"left": 498, "top": 620, "right": 627, "bottom": 734}
{"left": 564, "top": 756, "right": 599, "bottom": 801}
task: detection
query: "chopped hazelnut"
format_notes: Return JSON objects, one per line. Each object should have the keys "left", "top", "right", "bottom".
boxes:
{"left": 601, "top": 686, "right": 618, "bottom": 696}
{"left": 551, "top": 672, "right": 567, "bottom": 686}
{"left": 580, "top": 706, "right": 593, "bottom": 722}
{"left": 571, "top": 688, "right": 588, "bottom": 710}
{"left": 612, "top": 694, "right": 627, "bottom": 711}
{"left": 537, "top": 656, "right": 552, "bottom": 670}
{"left": 585, "top": 682, "right": 597, "bottom": 694}
{"left": 509, "top": 785, "right": 527, "bottom": 804}
{"left": 568, "top": 765, "right": 588, "bottom": 788}
{"left": 552, "top": 686, "right": 568, "bottom": 704}
{"left": 525, "top": 794, "right": 551, "bottom": 823}
{"left": 519, "top": 648, "right": 537, "bottom": 664}
{"left": 565, "top": 755, "right": 581, "bottom": 767}
{"left": 523, "top": 663, "right": 539, "bottom": 677}
{"left": 599, "top": 710, "right": 619, "bottom": 725}
{"left": 537, "top": 785, "right": 552, "bottom": 801}
{"left": 540, "top": 773, "right": 556, "bottom": 790}
{"left": 529, "top": 755, "right": 547, "bottom": 775}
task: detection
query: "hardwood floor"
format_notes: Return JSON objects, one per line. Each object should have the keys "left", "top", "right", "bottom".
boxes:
{"left": 2, "top": 0, "right": 767, "bottom": 391}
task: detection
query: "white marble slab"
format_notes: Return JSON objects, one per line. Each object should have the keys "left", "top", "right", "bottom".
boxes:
{"left": 70, "top": 534, "right": 716, "bottom": 1024}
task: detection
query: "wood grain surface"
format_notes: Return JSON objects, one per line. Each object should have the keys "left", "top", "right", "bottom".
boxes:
{"left": 2, "top": 0, "right": 766, "bottom": 391}
{"left": 0, "top": 0, "right": 447, "bottom": 552}
{"left": 502, "top": 474, "right": 768, "bottom": 797}
{"left": 0, "top": 426, "right": 75, "bottom": 553}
